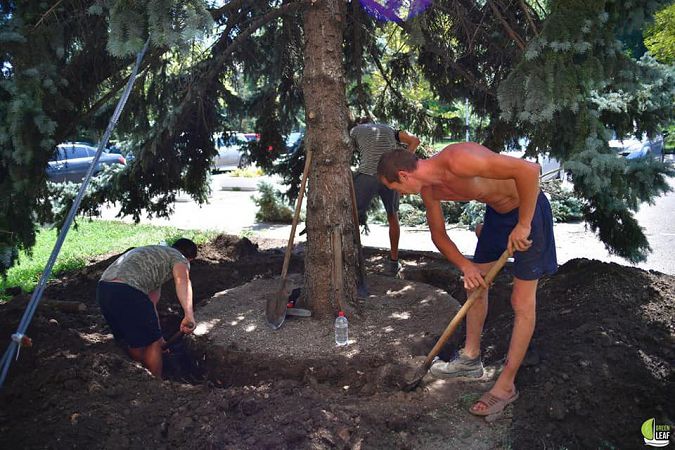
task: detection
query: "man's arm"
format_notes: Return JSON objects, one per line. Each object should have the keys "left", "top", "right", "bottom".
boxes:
{"left": 172, "top": 262, "right": 195, "bottom": 333}
{"left": 398, "top": 131, "right": 420, "bottom": 152}
{"left": 450, "top": 143, "right": 540, "bottom": 253}
{"left": 423, "top": 192, "right": 487, "bottom": 289}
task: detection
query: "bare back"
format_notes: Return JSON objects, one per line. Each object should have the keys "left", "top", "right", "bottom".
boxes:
{"left": 421, "top": 143, "right": 526, "bottom": 213}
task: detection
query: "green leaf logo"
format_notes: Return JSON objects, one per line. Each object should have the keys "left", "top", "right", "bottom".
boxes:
{"left": 642, "top": 418, "right": 655, "bottom": 440}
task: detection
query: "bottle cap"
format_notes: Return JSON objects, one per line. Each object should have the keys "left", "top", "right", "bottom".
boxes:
{"left": 338, "top": 311, "right": 345, "bottom": 317}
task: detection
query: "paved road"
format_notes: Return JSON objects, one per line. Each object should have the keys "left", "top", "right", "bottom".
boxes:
{"left": 100, "top": 171, "right": 675, "bottom": 275}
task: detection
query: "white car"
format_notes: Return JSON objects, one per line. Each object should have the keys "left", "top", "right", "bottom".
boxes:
{"left": 212, "top": 132, "right": 257, "bottom": 171}
{"left": 608, "top": 132, "right": 664, "bottom": 160}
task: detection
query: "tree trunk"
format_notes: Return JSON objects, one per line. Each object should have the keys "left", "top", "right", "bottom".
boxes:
{"left": 302, "top": 0, "right": 356, "bottom": 319}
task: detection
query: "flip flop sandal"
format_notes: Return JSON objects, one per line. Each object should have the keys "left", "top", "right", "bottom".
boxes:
{"left": 469, "top": 390, "right": 519, "bottom": 417}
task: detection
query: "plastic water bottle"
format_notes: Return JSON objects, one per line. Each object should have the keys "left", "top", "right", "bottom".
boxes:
{"left": 335, "top": 311, "right": 348, "bottom": 346}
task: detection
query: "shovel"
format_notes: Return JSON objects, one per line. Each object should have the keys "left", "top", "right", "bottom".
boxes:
{"left": 161, "top": 321, "right": 195, "bottom": 351}
{"left": 403, "top": 250, "right": 511, "bottom": 391}
{"left": 331, "top": 227, "right": 348, "bottom": 314}
{"left": 265, "top": 149, "right": 313, "bottom": 330}
{"left": 348, "top": 173, "right": 369, "bottom": 298}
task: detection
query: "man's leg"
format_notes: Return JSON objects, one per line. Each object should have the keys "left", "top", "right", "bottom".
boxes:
{"left": 353, "top": 173, "right": 378, "bottom": 228}
{"left": 462, "top": 262, "right": 493, "bottom": 358}
{"left": 430, "top": 261, "right": 493, "bottom": 378}
{"left": 127, "top": 338, "right": 164, "bottom": 378}
{"left": 386, "top": 212, "right": 400, "bottom": 261}
{"left": 380, "top": 185, "right": 401, "bottom": 275}
{"left": 471, "top": 277, "right": 537, "bottom": 412}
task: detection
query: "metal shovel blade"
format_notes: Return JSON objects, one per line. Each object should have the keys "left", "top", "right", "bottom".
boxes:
{"left": 265, "top": 292, "right": 287, "bottom": 330}
{"left": 403, "top": 366, "right": 428, "bottom": 392}
{"left": 285, "top": 307, "right": 312, "bottom": 317}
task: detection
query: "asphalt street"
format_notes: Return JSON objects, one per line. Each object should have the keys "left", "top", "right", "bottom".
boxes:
{"left": 99, "top": 170, "right": 675, "bottom": 275}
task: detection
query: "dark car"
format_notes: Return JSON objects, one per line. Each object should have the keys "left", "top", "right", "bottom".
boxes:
{"left": 47, "top": 143, "right": 126, "bottom": 183}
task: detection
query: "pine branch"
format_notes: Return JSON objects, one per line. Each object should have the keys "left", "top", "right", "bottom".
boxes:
{"left": 57, "top": 51, "right": 164, "bottom": 143}
{"left": 350, "top": 3, "right": 371, "bottom": 116}
{"left": 488, "top": 0, "right": 526, "bottom": 50}
{"left": 33, "top": 0, "right": 64, "bottom": 30}
{"left": 368, "top": 47, "right": 464, "bottom": 123}
{"left": 369, "top": 46, "right": 405, "bottom": 103}
{"left": 395, "top": 20, "right": 493, "bottom": 96}
{"left": 529, "top": 0, "right": 548, "bottom": 18}
{"left": 518, "top": 0, "right": 539, "bottom": 36}
{"left": 168, "top": 1, "right": 310, "bottom": 134}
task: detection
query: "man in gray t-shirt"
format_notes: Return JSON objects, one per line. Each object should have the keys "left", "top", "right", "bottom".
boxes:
{"left": 97, "top": 238, "right": 198, "bottom": 378}
{"left": 350, "top": 122, "right": 420, "bottom": 275}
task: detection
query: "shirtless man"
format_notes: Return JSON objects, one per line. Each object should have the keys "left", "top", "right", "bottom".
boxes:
{"left": 377, "top": 143, "right": 557, "bottom": 416}
{"left": 97, "top": 238, "right": 198, "bottom": 378}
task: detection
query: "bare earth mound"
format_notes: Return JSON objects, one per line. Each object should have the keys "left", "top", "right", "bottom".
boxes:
{"left": 0, "top": 234, "right": 672, "bottom": 449}
{"left": 190, "top": 274, "right": 460, "bottom": 389}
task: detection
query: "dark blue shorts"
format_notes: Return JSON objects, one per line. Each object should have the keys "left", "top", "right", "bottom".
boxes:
{"left": 97, "top": 281, "right": 162, "bottom": 348}
{"left": 474, "top": 192, "right": 557, "bottom": 280}
{"left": 353, "top": 172, "right": 399, "bottom": 224}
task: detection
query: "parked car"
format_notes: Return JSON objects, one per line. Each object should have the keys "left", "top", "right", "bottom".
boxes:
{"left": 608, "top": 131, "right": 664, "bottom": 160}
{"left": 212, "top": 132, "right": 258, "bottom": 171}
{"left": 242, "top": 133, "right": 260, "bottom": 143}
{"left": 285, "top": 131, "right": 304, "bottom": 154}
{"left": 47, "top": 143, "right": 126, "bottom": 183}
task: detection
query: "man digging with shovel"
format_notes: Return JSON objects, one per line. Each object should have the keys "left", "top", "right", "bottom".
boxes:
{"left": 378, "top": 143, "right": 557, "bottom": 417}
{"left": 97, "top": 238, "right": 198, "bottom": 378}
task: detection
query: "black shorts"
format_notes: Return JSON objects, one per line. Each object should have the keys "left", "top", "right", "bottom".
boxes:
{"left": 97, "top": 281, "right": 162, "bottom": 348}
{"left": 474, "top": 192, "right": 557, "bottom": 280}
{"left": 353, "top": 172, "right": 400, "bottom": 224}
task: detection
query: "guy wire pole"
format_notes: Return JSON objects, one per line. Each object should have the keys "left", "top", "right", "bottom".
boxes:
{"left": 0, "top": 39, "right": 150, "bottom": 389}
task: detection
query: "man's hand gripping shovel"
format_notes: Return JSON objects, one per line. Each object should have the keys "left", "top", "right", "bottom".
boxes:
{"left": 162, "top": 321, "right": 195, "bottom": 352}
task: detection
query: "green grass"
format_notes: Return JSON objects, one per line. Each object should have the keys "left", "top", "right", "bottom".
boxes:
{"left": 230, "top": 166, "right": 264, "bottom": 177}
{"left": 1, "top": 220, "right": 216, "bottom": 301}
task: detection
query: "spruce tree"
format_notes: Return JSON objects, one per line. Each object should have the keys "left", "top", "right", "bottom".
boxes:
{"left": 1, "top": 0, "right": 673, "bottom": 290}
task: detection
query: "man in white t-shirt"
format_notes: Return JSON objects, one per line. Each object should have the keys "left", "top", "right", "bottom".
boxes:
{"left": 350, "top": 120, "right": 420, "bottom": 275}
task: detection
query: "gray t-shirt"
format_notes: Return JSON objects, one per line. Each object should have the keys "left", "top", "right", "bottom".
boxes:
{"left": 350, "top": 123, "right": 404, "bottom": 176}
{"left": 100, "top": 245, "right": 189, "bottom": 295}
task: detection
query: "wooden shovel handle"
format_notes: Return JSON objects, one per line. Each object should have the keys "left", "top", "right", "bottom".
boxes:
{"left": 161, "top": 322, "right": 194, "bottom": 350}
{"left": 347, "top": 174, "right": 363, "bottom": 248}
{"left": 421, "top": 250, "right": 512, "bottom": 371}
{"left": 280, "top": 149, "right": 313, "bottom": 286}
{"left": 331, "top": 227, "right": 347, "bottom": 313}
{"left": 347, "top": 173, "right": 367, "bottom": 284}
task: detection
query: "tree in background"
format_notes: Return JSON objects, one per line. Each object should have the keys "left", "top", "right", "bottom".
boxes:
{"left": 644, "top": 2, "right": 675, "bottom": 65}
{"left": 1, "top": 1, "right": 674, "bottom": 305}
{"left": 497, "top": 1, "right": 674, "bottom": 261}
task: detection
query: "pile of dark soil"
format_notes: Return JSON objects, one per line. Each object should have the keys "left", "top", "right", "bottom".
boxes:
{"left": 0, "top": 235, "right": 672, "bottom": 449}
{"left": 500, "top": 259, "right": 674, "bottom": 449}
